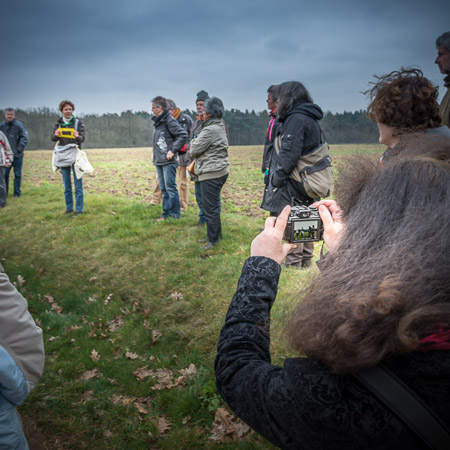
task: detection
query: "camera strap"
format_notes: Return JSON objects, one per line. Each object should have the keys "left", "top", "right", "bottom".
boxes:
{"left": 354, "top": 364, "right": 450, "bottom": 450}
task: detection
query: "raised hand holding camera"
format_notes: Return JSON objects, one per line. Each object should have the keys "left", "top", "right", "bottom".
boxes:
{"left": 312, "top": 199, "right": 345, "bottom": 253}
{"left": 251, "top": 205, "right": 295, "bottom": 264}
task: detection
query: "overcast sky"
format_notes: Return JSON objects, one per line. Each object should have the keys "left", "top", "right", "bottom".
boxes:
{"left": 2, "top": 0, "right": 449, "bottom": 116}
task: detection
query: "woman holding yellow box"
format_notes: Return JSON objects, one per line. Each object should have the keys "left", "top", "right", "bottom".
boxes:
{"left": 51, "top": 100, "right": 86, "bottom": 217}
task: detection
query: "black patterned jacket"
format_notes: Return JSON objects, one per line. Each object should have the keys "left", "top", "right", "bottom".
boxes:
{"left": 215, "top": 256, "right": 450, "bottom": 449}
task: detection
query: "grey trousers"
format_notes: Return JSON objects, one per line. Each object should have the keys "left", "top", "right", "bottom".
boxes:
{"left": 285, "top": 241, "right": 314, "bottom": 267}
{"left": 0, "top": 167, "right": 6, "bottom": 206}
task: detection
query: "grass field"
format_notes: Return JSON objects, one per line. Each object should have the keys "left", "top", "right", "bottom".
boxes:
{"left": 0, "top": 144, "right": 383, "bottom": 449}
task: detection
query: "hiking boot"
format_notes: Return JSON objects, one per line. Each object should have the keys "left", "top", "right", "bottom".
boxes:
{"left": 201, "top": 242, "right": 216, "bottom": 250}
{"left": 72, "top": 212, "right": 83, "bottom": 218}
{"left": 64, "top": 210, "right": 74, "bottom": 215}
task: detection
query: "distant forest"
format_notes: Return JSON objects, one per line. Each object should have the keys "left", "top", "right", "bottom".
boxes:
{"left": 2, "top": 107, "right": 379, "bottom": 150}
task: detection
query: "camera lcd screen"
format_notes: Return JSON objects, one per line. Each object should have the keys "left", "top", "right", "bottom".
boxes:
{"left": 293, "top": 220, "right": 318, "bottom": 231}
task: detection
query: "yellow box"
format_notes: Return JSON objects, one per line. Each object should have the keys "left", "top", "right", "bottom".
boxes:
{"left": 58, "top": 128, "right": 75, "bottom": 138}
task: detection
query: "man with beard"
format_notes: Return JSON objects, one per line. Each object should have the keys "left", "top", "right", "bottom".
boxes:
{"left": 0, "top": 109, "right": 28, "bottom": 198}
{"left": 435, "top": 31, "right": 450, "bottom": 127}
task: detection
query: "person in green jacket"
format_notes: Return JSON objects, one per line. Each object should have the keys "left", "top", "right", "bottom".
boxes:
{"left": 190, "top": 97, "right": 229, "bottom": 250}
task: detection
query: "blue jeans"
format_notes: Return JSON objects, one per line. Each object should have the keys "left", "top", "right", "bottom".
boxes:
{"left": 194, "top": 181, "right": 206, "bottom": 223}
{"left": 61, "top": 165, "right": 83, "bottom": 212}
{"left": 156, "top": 164, "right": 180, "bottom": 218}
{"left": 5, "top": 156, "right": 23, "bottom": 197}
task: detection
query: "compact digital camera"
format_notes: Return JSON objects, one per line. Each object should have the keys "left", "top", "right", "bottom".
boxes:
{"left": 283, "top": 205, "right": 323, "bottom": 243}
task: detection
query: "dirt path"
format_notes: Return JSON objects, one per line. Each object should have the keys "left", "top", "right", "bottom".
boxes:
{"left": 21, "top": 414, "right": 52, "bottom": 450}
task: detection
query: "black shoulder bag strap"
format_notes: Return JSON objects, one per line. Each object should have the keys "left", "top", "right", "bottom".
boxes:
{"left": 354, "top": 364, "right": 450, "bottom": 450}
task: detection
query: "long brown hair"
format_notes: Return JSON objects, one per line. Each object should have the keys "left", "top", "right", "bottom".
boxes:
{"left": 287, "top": 137, "right": 450, "bottom": 374}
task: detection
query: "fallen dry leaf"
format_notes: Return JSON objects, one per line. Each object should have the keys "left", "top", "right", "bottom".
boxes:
{"left": 80, "top": 368, "right": 103, "bottom": 381}
{"left": 16, "top": 275, "right": 25, "bottom": 287}
{"left": 125, "top": 351, "right": 139, "bottom": 360}
{"left": 156, "top": 416, "right": 171, "bottom": 434}
{"left": 87, "top": 296, "right": 97, "bottom": 303}
{"left": 133, "top": 366, "right": 154, "bottom": 381}
{"left": 80, "top": 390, "right": 95, "bottom": 403}
{"left": 108, "top": 316, "right": 124, "bottom": 332}
{"left": 135, "top": 403, "right": 148, "bottom": 414}
{"left": 90, "top": 349, "right": 101, "bottom": 362}
{"left": 169, "top": 292, "right": 183, "bottom": 300}
{"left": 48, "top": 336, "right": 58, "bottom": 342}
{"left": 103, "top": 430, "right": 112, "bottom": 437}
{"left": 209, "top": 408, "right": 250, "bottom": 442}
{"left": 111, "top": 395, "right": 136, "bottom": 406}
{"left": 104, "top": 293, "right": 113, "bottom": 305}
{"left": 179, "top": 363, "right": 197, "bottom": 380}
{"left": 151, "top": 329, "right": 162, "bottom": 343}
{"left": 89, "top": 276, "right": 98, "bottom": 282}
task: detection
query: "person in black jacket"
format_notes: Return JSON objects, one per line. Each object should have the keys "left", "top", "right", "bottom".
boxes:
{"left": 51, "top": 100, "right": 86, "bottom": 216}
{"left": 150, "top": 99, "right": 193, "bottom": 211}
{"left": 151, "top": 96, "right": 188, "bottom": 220}
{"left": 261, "top": 81, "right": 325, "bottom": 268}
{"left": 215, "top": 138, "right": 450, "bottom": 449}
{"left": 0, "top": 108, "right": 28, "bottom": 198}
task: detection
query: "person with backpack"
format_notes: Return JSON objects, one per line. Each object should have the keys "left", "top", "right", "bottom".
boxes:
{"left": 51, "top": 100, "right": 86, "bottom": 217}
{"left": 151, "top": 96, "right": 188, "bottom": 220}
{"left": 261, "top": 81, "right": 331, "bottom": 268}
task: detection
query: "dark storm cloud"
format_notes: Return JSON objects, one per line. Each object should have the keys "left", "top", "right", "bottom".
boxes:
{"left": 2, "top": 0, "right": 450, "bottom": 115}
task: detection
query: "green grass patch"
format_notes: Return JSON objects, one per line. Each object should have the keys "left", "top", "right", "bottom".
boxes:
{"left": 0, "top": 144, "right": 383, "bottom": 448}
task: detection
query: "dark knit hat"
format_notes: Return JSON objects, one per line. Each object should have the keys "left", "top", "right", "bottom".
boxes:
{"left": 196, "top": 90, "right": 209, "bottom": 102}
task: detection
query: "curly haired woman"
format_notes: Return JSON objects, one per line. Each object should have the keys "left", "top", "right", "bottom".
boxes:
{"left": 365, "top": 68, "right": 450, "bottom": 163}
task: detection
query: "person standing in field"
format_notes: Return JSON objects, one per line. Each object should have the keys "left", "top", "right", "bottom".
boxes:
{"left": 190, "top": 97, "right": 229, "bottom": 250}
{"left": 151, "top": 96, "right": 188, "bottom": 220}
{"left": 51, "top": 100, "right": 86, "bottom": 217}
{"left": 0, "top": 108, "right": 28, "bottom": 198}
{"left": 150, "top": 100, "right": 193, "bottom": 212}
{"left": 435, "top": 31, "right": 450, "bottom": 127}
{"left": 185, "top": 90, "right": 210, "bottom": 227}
{"left": 0, "top": 131, "right": 13, "bottom": 208}
{"left": 261, "top": 81, "right": 328, "bottom": 269}
{"left": 0, "top": 262, "right": 45, "bottom": 449}
{"left": 261, "top": 84, "right": 280, "bottom": 215}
